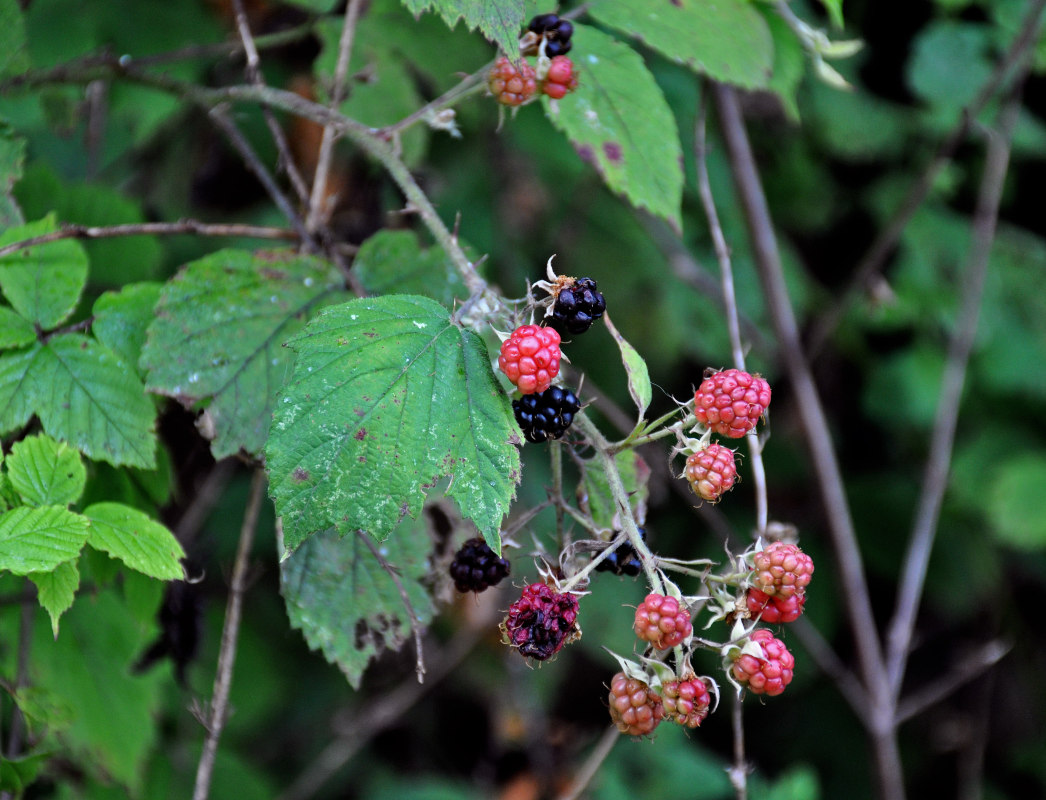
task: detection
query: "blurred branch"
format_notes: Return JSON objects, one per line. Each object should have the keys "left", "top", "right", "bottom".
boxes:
{"left": 555, "top": 725, "right": 619, "bottom": 800}
{"left": 0, "top": 220, "right": 299, "bottom": 259}
{"left": 885, "top": 86, "right": 1024, "bottom": 699}
{"left": 727, "top": 689, "right": 749, "bottom": 800}
{"left": 805, "top": 0, "right": 1046, "bottom": 357}
{"left": 192, "top": 468, "right": 266, "bottom": 800}
{"left": 695, "top": 84, "right": 768, "bottom": 534}
{"left": 306, "top": 0, "right": 364, "bottom": 232}
{"left": 790, "top": 617, "right": 870, "bottom": 720}
{"left": 712, "top": 82, "right": 905, "bottom": 800}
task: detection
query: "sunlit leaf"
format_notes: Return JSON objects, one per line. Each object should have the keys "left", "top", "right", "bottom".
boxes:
{"left": 6, "top": 433, "right": 85, "bottom": 507}
{"left": 0, "top": 505, "right": 89, "bottom": 575}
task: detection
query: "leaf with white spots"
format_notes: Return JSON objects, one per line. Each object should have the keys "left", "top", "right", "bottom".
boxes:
{"left": 266, "top": 294, "right": 519, "bottom": 556}
{"left": 141, "top": 250, "right": 347, "bottom": 459}
{"left": 545, "top": 25, "right": 683, "bottom": 230}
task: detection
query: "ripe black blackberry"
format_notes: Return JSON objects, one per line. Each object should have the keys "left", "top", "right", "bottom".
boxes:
{"left": 528, "top": 13, "right": 560, "bottom": 34}
{"left": 594, "top": 528, "right": 646, "bottom": 577}
{"left": 450, "top": 537, "right": 511, "bottom": 593}
{"left": 526, "top": 13, "right": 573, "bottom": 55}
{"left": 548, "top": 277, "right": 605, "bottom": 335}
{"left": 512, "top": 386, "right": 581, "bottom": 443}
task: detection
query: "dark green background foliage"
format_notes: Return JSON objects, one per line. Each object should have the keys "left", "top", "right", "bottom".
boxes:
{"left": 0, "top": 0, "right": 1044, "bottom": 798}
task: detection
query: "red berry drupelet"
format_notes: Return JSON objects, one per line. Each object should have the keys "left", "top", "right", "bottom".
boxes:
{"left": 751, "top": 542, "right": 814, "bottom": 599}
{"left": 542, "top": 55, "right": 579, "bottom": 99}
{"left": 502, "top": 582, "right": 579, "bottom": 661}
{"left": 488, "top": 56, "right": 538, "bottom": 107}
{"left": 661, "top": 675, "right": 712, "bottom": 728}
{"left": 746, "top": 587, "right": 806, "bottom": 624}
{"left": 512, "top": 385, "right": 581, "bottom": 443}
{"left": 683, "top": 443, "right": 738, "bottom": 503}
{"left": 731, "top": 628, "right": 795, "bottom": 696}
{"left": 634, "top": 593, "right": 692, "bottom": 650}
{"left": 694, "top": 368, "right": 771, "bottom": 439}
{"left": 608, "top": 671, "right": 664, "bottom": 736}
{"left": 498, "top": 324, "right": 561, "bottom": 395}
{"left": 449, "top": 537, "right": 511, "bottom": 593}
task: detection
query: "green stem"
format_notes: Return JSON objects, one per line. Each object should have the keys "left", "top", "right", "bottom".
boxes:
{"left": 575, "top": 413, "right": 664, "bottom": 595}
{"left": 550, "top": 440, "right": 566, "bottom": 552}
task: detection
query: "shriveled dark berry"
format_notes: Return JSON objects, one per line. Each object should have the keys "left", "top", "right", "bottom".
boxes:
{"left": 449, "top": 537, "right": 510, "bottom": 593}
{"left": 594, "top": 528, "right": 646, "bottom": 577}
{"left": 549, "top": 277, "right": 605, "bottom": 335}
{"left": 512, "top": 385, "right": 581, "bottom": 443}
{"left": 502, "top": 583, "right": 580, "bottom": 661}
{"left": 528, "top": 13, "right": 560, "bottom": 34}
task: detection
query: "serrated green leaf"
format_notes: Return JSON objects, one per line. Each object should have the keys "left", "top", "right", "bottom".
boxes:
{"left": 142, "top": 250, "right": 346, "bottom": 460}
{"left": 281, "top": 522, "right": 435, "bottom": 688}
{"left": 354, "top": 230, "right": 468, "bottom": 305}
{"left": 82, "top": 502, "right": 185, "bottom": 580}
{"left": 0, "top": 505, "right": 89, "bottom": 574}
{"left": 0, "top": 0, "right": 29, "bottom": 78}
{"left": 987, "top": 455, "right": 1046, "bottom": 550}
{"left": 402, "top": 0, "right": 524, "bottom": 58}
{"left": 544, "top": 25, "right": 683, "bottom": 230}
{"left": 267, "top": 294, "right": 519, "bottom": 555}
{"left": 0, "top": 216, "right": 88, "bottom": 329}
{"left": 0, "top": 344, "right": 39, "bottom": 432}
{"left": 29, "top": 558, "right": 79, "bottom": 637}
{"left": 762, "top": 7, "right": 806, "bottom": 121}
{"left": 33, "top": 334, "right": 156, "bottom": 468}
{"left": 580, "top": 450, "right": 650, "bottom": 534}
{"left": 0, "top": 306, "right": 34, "bottom": 349}
{"left": 6, "top": 433, "right": 85, "bottom": 507}
{"left": 92, "top": 282, "right": 162, "bottom": 377}
{"left": 603, "top": 312, "right": 651, "bottom": 420}
{"left": 588, "top": 0, "right": 773, "bottom": 89}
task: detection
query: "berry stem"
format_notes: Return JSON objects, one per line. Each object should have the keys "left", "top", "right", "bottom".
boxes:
{"left": 575, "top": 413, "right": 665, "bottom": 594}
{"left": 609, "top": 411, "right": 697, "bottom": 454}
{"left": 550, "top": 439, "right": 568, "bottom": 552}
{"left": 559, "top": 532, "right": 628, "bottom": 592}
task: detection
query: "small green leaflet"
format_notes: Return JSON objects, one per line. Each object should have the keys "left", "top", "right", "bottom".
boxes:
{"left": 30, "top": 559, "right": 79, "bottom": 637}
{"left": 83, "top": 502, "right": 185, "bottom": 580}
{"left": 92, "top": 282, "right": 163, "bottom": 378}
{"left": 821, "top": 0, "right": 845, "bottom": 29}
{"left": 587, "top": 0, "right": 774, "bottom": 89}
{"left": 580, "top": 450, "right": 651, "bottom": 534}
{"left": 266, "top": 294, "right": 519, "bottom": 555}
{"left": 281, "top": 524, "right": 435, "bottom": 688}
{"left": 401, "top": 0, "right": 524, "bottom": 58}
{"left": 354, "top": 229, "right": 468, "bottom": 306}
{"left": 142, "top": 250, "right": 346, "bottom": 459}
{"left": 0, "top": 505, "right": 90, "bottom": 575}
{"left": 0, "top": 0, "right": 29, "bottom": 78}
{"left": 545, "top": 25, "right": 683, "bottom": 230}
{"left": 0, "top": 306, "right": 34, "bottom": 349}
{"left": 6, "top": 433, "right": 86, "bottom": 507}
{"left": 603, "top": 312, "right": 651, "bottom": 421}
{"left": 0, "top": 216, "right": 88, "bottom": 329}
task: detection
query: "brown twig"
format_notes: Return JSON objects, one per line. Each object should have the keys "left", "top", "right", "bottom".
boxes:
{"left": 712, "top": 83, "right": 905, "bottom": 800}
{"left": 355, "top": 530, "right": 426, "bottom": 683}
{"left": 727, "top": 688, "right": 748, "bottom": 800}
{"left": 805, "top": 0, "right": 1046, "bottom": 357}
{"left": 192, "top": 468, "right": 267, "bottom": 800}
{"left": 0, "top": 220, "right": 298, "bottom": 259}
{"left": 554, "top": 725, "right": 620, "bottom": 800}
{"left": 884, "top": 86, "right": 1024, "bottom": 699}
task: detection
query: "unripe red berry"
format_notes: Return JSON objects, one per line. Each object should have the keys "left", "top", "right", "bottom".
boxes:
{"left": 634, "top": 593, "right": 692, "bottom": 650}
{"left": 498, "top": 324, "right": 561, "bottom": 395}
{"left": 661, "top": 674, "right": 711, "bottom": 728}
{"left": 488, "top": 56, "right": 538, "bottom": 107}
{"left": 731, "top": 628, "right": 794, "bottom": 696}
{"left": 684, "top": 443, "right": 737, "bottom": 502}
{"left": 542, "top": 55, "right": 578, "bottom": 99}
{"left": 747, "top": 587, "right": 806, "bottom": 623}
{"left": 608, "top": 671, "right": 664, "bottom": 736}
{"left": 694, "top": 368, "right": 771, "bottom": 438}
{"left": 751, "top": 542, "right": 814, "bottom": 599}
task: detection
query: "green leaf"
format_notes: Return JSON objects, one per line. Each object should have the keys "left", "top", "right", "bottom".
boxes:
{"left": 281, "top": 0, "right": 339, "bottom": 11}
{"left": 0, "top": 119, "right": 26, "bottom": 228}
{"left": 29, "top": 558, "right": 79, "bottom": 637}
{"left": 6, "top": 433, "right": 86, "bottom": 507}
{"left": 588, "top": 0, "right": 773, "bottom": 89}
{"left": 544, "top": 25, "right": 683, "bottom": 230}
{"left": 0, "top": 0, "right": 29, "bottom": 78}
{"left": 0, "top": 215, "right": 88, "bottom": 329}
{"left": 987, "top": 455, "right": 1046, "bottom": 550}
{"left": 579, "top": 450, "right": 650, "bottom": 534}
{"left": 907, "top": 22, "right": 993, "bottom": 122}
{"left": 0, "top": 751, "right": 48, "bottom": 794}
{"left": 92, "top": 282, "right": 162, "bottom": 377}
{"left": 281, "top": 523, "right": 435, "bottom": 688}
{"left": 82, "top": 502, "right": 185, "bottom": 580}
{"left": 820, "top": 0, "right": 844, "bottom": 28}
{"left": 353, "top": 230, "right": 468, "bottom": 305}
{"left": 0, "top": 505, "right": 89, "bottom": 574}
{"left": 33, "top": 333, "right": 156, "bottom": 468}
{"left": 602, "top": 312, "right": 651, "bottom": 420}
{"left": 401, "top": 0, "right": 525, "bottom": 58}
{"left": 762, "top": 7, "right": 807, "bottom": 121}
{"left": 142, "top": 249, "right": 346, "bottom": 460}
{"left": 0, "top": 305, "right": 35, "bottom": 349}
{"left": 0, "top": 344, "right": 38, "bottom": 432}
{"left": 267, "top": 294, "right": 519, "bottom": 555}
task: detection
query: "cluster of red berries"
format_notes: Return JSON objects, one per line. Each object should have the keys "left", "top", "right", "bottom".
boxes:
{"left": 501, "top": 582, "right": 580, "bottom": 661}
{"left": 608, "top": 670, "right": 712, "bottom": 736}
{"left": 488, "top": 13, "right": 580, "bottom": 107}
{"left": 681, "top": 368, "right": 772, "bottom": 504}
{"left": 746, "top": 541, "right": 814, "bottom": 624}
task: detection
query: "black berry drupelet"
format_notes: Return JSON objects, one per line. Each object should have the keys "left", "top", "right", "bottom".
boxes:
{"left": 450, "top": 537, "right": 511, "bottom": 593}
{"left": 594, "top": 528, "right": 646, "bottom": 577}
{"left": 512, "top": 386, "right": 581, "bottom": 443}
{"left": 528, "top": 13, "right": 560, "bottom": 33}
{"left": 549, "top": 277, "right": 606, "bottom": 335}
{"left": 527, "top": 13, "right": 573, "bottom": 55}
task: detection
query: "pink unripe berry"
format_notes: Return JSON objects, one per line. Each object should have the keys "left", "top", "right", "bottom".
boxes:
{"left": 634, "top": 593, "right": 692, "bottom": 650}
{"left": 731, "top": 628, "right": 794, "bottom": 696}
